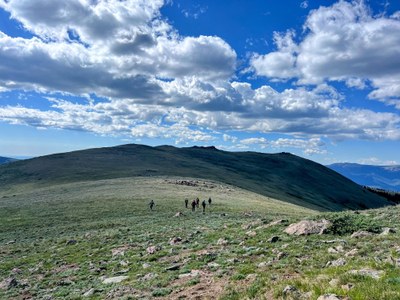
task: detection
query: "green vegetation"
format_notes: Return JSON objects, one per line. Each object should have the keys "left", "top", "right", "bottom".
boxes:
{"left": 1, "top": 176, "right": 399, "bottom": 299}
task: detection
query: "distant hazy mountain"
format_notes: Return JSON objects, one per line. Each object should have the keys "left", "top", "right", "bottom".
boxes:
{"left": 0, "top": 144, "right": 391, "bottom": 211}
{"left": 328, "top": 163, "right": 400, "bottom": 192}
{"left": 0, "top": 156, "right": 17, "bottom": 165}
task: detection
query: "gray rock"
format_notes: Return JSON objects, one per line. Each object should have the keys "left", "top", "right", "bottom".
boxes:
{"left": 169, "top": 236, "right": 182, "bottom": 245}
{"left": 217, "top": 238, "right": 228, "bottom": 246}
{"left": 317, "top": 294, "right": 341, "bottom": 300}
{"left": 142, "top": 263, "right": 151, "bottom": 269}
{"left": 246, "top": 230, "right": 257, "bottom": 237}
{"left": 66, "top": 239, "right": 77, "bottom": 245}
{"left": 380, "top": 227, "right": 396, "bottom": 235}
{"left": 83, "top": 288, "right": 95, "bottom": 297}
{"left": 345, "top": 248, "right": 358, "bottom": 257}
{"left": 285, "top": 219, "right": 331, "bottom": 236}
{"left": 326, "top": 258, "right": 346, "bottom": 267}
{"left": 327, "top": 245, "right": 344, "bottom": 254}
{"left": 277, "top": 252, "right": 287, "bottom": 260}
{"left": 350, "top": 231, "right": 373, "bottom": 238}
{"left": 341, "top": 283, "right": 354, "bottom": 291}
{"left": 102, "top": 276, "right": 129, "bottom": 284}
{"left": 142, "top": 272, "right": 157, "bottom": 281}
{"left": 0, "top": 277, "right": 18, "bottom": 290}
{"left": 348, "top": 269, "right": 384, "bottom": 279}
{"left": 146, "top": 245, "right": 160, "bottom": 254}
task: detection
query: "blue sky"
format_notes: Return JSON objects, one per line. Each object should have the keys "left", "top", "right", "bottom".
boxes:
{"left": 0, "top": 0, "right": 399, "bottom": 165}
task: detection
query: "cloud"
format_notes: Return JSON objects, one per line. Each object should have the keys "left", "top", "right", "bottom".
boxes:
{"left": 358, "top": 157, "right": 399, "bottom": 166}
{"left": 269, "top": 137, "right": 327, "bottom": 155}
{"left": 0, "top": 0, "right": 236, "bottom": 100}
{"left": 251, "top": 0, "right": 400, "bottom": 107}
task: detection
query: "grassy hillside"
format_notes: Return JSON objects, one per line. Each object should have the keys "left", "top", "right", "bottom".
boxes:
{"left": 1, "top": 177, "right": 399, "bottom": 299}
{"left": 0, "top": 144, "right": 391, "bottom": 211}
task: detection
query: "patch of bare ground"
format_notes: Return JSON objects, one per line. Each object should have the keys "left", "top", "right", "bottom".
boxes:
{"left": 163, "top": 269, "right": 228, "bottom": 300}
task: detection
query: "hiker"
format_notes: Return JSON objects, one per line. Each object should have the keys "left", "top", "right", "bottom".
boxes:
{"left": 191, "top": 199, "right": 196, "bottom": 212}
{"left": 185, "top": 198, "right": 189, "bottom": 208}
{"left": 202, "top": 200, "right": 206, "bottom": 213}
{"left": 149, "top": 199, "right": 155, "bottom": 211}
{"left": 196, "top": 197, "right": 200, "bottom": 208}
{"left": 208, "top": 197, "right": 212, "bottom": 206}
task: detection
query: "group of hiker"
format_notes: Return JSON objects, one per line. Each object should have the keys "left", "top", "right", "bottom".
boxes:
{"left": 148, "top": 197, "right": 212, "bottom": 213}
{"left": 184, "top": 197, "right": 212, "bottom": 213}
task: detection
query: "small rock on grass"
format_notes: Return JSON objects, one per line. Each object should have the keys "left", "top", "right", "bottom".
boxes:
{"left": 380, "top": 227, "right": 396, "bottom": 235}
{"left": 102, "top": 276, "right": 129, "bottom": 284}
{"left": 350, "top": 231, "right": 373, "bottom": 238}
{"left": 83, "top": 288, "right": 95, "bottom": 297}
{"left": 348, "top": 269, "right": 384, "bottom": 279}
{"left": 217, "top": 238, "right": 228, "bottom": 246}
{"left": 317, "top": 294, "right": 341, "bottom": 300}
{"left": 326, "top": 258, "right": 346, "bottom": 267}
{"left": 0, "top": 277, "right": 18, "bottom": 290}
{"left": 169, "top": 237, "right": 182, "bottom": 245}
{"left": 146, "top": 245, "right": 161, "bottom": 254}
{"left": 66, "top": 239, "right": 77, "bottom": 245}
{"left": 345, "top": 248, "right": 358, "bottom": 257}
{"left": 268, "top": 236, "right": 280, "bottom": 243}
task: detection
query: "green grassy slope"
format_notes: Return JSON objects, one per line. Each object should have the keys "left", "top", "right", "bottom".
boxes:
{"left": 0, "top": 144, "right": 390, "bottom": 211}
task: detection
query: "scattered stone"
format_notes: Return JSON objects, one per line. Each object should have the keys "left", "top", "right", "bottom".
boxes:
{"left": 348, "top": 269, "right": 384, "bottom": 279}
{"left": 380, "top": 227, "right": 396, "bottom": 235}
{"left": 217, "top": 238, "right": 228, "bottom": 246}
{"left": 277, "top": 252, "right": 287, "bottom": 260}
{"left": 285, "top": 219, "right": 331, "bottom": 236}
{"left": 165, "top": 264, "right": 181, "bottom": 271}
{"left": 169, "top": 237, "right": 182, "bottom": 245}
{"left": 146, "top": 245, "right": 160, "bottom": 254}
{"left": 345, "top": 249, "right": 358, "bottom": 257}
{"left": 207, "top": 262, "right": 220, "bottom": 268}
{"left": 258, "top": 261, "right": 273, "bottom": 268}
{"left": 268, "top": 236, "right": 280, "bottom": 243}
{"left": 246, "top": 230, "right": 257, "bottom": 237}
{"left": 142, "top": 263, "right": 151, "bottom": 269}
{"left": 341, "top": 283, "right": 354, "bottom": 291}
{"left": 323, "top": 239, "right": 347, "bottom": 244}
{"left": 115, "top": 268, "right": 129, "bottom": 275}
{"left": 102, "top": 276, "right": 129, "bottom": 284}
{"left": 283, "top": 285, "right": 301, "bottom": 298}
{"left": 326, "top": 258, "right": 346, "bottom": 267}
{"left": 83, "top": 288, "right": 95, "bottom": 297}
{"left": 246, "top": 273, "right": 257, "bottom": 281}
{"left": 227, "top": 258, "right": 239, "bottom": 264}
{"left": 120, "top": 260, "right": 129, "bottom": 267}
{"left": 328, "top": 245, "right": 344, "bottom": 254}
{"left": 141, "top": 273, "right": 157, "bottom": 281}
{"left": 241, "top": 219, "right": 262, "bottom": 230}
{"left": 174, "top": 212, "right": 184, "bottom": 217}
{"left": 351, "top": 231, "right": 373, "bottom": 238}
{"left": 0, "top": 277, "right": 18, "bottom": 290}
{"left": 11, "top": 268, "right": 22, "bottom": 274}
{"left": 329, "top": 279, "right": 340, "bottom": 287}
{"left": 66, "top": 239, "right": 77, "bottom": 245}
{"left": 5, "top": 240, "right": 16, "bottom": 245}
{"left": 317, "top": 294, "right": 341, "bottom": 300}
{"left": 112, "top": 247, "right": 127, "bottom": 257}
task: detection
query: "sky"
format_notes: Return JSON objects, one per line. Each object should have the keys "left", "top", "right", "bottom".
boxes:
{"left": 0, "top": 0, "right": 399, "bottom": 165}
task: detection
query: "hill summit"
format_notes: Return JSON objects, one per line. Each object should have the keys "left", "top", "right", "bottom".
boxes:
{"left": 0, "top": 144, "right": 391, "bottom": 211}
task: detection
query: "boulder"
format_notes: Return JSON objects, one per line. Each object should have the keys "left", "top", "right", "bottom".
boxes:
{"left": 285, "top": 219, "right": 331, "bottom": 236}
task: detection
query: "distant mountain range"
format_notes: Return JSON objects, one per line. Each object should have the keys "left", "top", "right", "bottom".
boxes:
{"left": 328, "top": 163, "right": 400, "bottom": 192}
{"left": 0, "top": 156, "right": 17, "bottom": 165}
{"left": 0, "top": 144, "right": 391, "bottom": 211}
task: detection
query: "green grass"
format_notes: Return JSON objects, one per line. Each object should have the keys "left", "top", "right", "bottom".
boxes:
{"left": 0, "top": 176, "right": 399, "bottom": 299}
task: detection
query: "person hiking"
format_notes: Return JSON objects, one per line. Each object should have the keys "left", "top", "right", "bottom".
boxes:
{"left": 208, "top": 197, "right": 212, "bottom": 206}
{"left": 196, "top": 197, "right": 200, "bottom": 208}
{"left": 202, "top": 200, "right": 206, "bottom": 213}
{"left": 185, "top": 198, "right": 189, "bottom": 208}
{"left": 149, "top": 199, "right": 155, "bottom": 211}
{"left": 191, "top": 199, "right": 196, "bottom": 212}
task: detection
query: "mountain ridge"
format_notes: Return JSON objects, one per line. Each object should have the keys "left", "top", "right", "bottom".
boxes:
{"left": 328, "top": 163, "right": 400, "bottom": 192}
{"left": 0, "top": 144, "right": 391, "bottom": 211}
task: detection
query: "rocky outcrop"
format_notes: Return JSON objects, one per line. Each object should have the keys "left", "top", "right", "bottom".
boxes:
{"left": 285, "top": 219, "right": 331, "bottom": 236}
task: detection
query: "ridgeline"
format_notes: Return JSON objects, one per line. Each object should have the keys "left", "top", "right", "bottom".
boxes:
{"left": 0, "top": 144, "right": 391, "bottom": 211}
